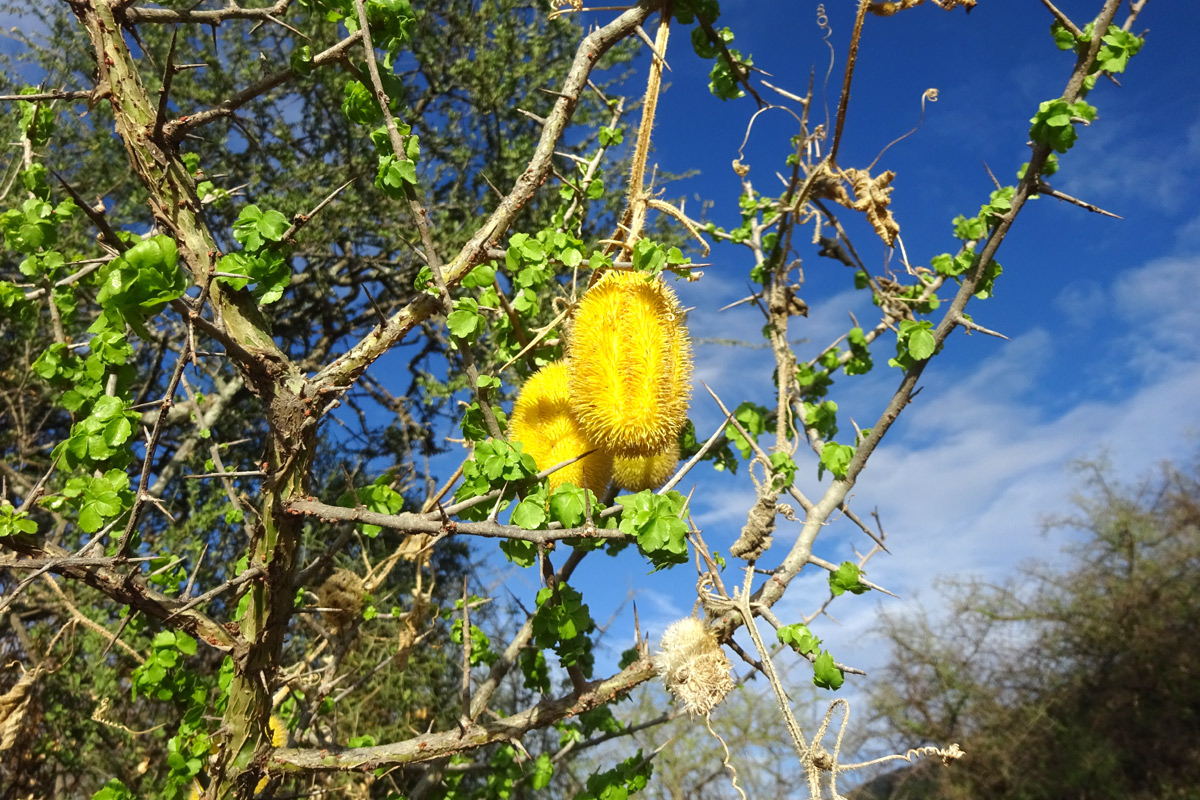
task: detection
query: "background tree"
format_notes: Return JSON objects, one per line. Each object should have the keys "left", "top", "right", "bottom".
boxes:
{"left": 859, "top": 457, "right": 1200, "bottom": 800}
{"left": 0, "top": 0, "right": 1164, "bottom": 799}
{"left": 0, "top": 1, "right": 638, "bottom": 796}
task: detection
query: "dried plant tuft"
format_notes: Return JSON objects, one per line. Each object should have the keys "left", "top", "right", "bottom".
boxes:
{"left": 319, "top": 568, "right": 365, "bottom": 634}
{"left": 655, "top": 617, "right": 734, "bottom": 716}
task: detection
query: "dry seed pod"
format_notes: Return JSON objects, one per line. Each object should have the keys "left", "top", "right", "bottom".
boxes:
{"left": 509, "top": 361, "right": 613, "bottom": 496}
{"left": 612, "top": 438, "right": 681, "bottom": 492}
{"left": 655, "top": 617, "right": 733, "bottom": 716}
{"left": 568, "top": 270, "right": 692, "bottom": 458}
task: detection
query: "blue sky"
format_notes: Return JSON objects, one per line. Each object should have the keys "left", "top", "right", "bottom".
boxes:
{"left": 504, "top": 0, "right": 1200, "bottom": 716}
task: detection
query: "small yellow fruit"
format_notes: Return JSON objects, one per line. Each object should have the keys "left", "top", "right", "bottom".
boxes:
{"left": 252, "top": 716, "right": 289, "bottom": 793}
{"left": 612, "top": 438, "right": 680, "bottom": 492}
{"left": 509, "top": 361, "right": 613, "bottom": 496}
{"left": 268, "top": 714, "right": 287, "bottom": 748}
{"left": 567, "top": 270, "right": 692, "bottom": 458}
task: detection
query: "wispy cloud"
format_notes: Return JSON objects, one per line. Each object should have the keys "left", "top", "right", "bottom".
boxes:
{"left": 774, "top": 253, "right": 1200, "bottom": 683}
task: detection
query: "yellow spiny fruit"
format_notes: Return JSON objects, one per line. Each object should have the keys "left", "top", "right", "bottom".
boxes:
{"left": 509, "top": 361, "right": 613, "bottom": 496}
{"left": 252, "top": 715, "right": 289, "bottom": 793}
{"left": 612, "top": 438, "right": 680, "bottom": 492}
{"left": 567, "top": 270, "right": 692, "bottom": 458}
{"left": 268, "top": 714, "right": 287, "bottom": 747}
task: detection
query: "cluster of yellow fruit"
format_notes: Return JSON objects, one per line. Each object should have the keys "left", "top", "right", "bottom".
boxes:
{"left": 509, "top": 270, "right": 692, "bottom": 497}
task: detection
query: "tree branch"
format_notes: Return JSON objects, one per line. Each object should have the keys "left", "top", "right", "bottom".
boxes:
{"left": 287, "top": 498, "right": 627, "bottom": 544}
{"left": 273, "top": 659, "right": 658, "bottom": 772}
{"left": 313, "top": 1, "right": 655, "bottom": 396}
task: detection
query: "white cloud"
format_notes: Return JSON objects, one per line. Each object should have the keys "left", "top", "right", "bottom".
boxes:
{"left": 1054, "top": 278, "right": 1106, "bottom": 330}
{"left": 1059, "top": 107, "right": 1200, "bottom": 214}
{"left": 1112, "top": 255, "right": 1200, "bottom": 369}
{"left": 775, "top": 257, "right": 1200, "bottom": 681}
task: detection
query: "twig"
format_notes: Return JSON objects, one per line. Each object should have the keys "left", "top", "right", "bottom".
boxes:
{"left": 1040, "top": 0, "right": 1083, "bottom": 37}
{"left": 458, "top": 577, "right": 473, "bottom": 731}
{"left": 41, "top": 574, "right": 145, "bottom": 663}
{"left": 829, "top": 0, "right": 870, "bottom": 164}
{"left": 1036, "top": 181, "right": 1123, "bottom": 218}
{"left": 162, "top": 32, "right": 364, "bottom": 143}
{"left": 0, "top": 90, "right": 92, "bottom": 102}
{"left": 164, "top": 565, "right": 266, "bottom": 622}
{"left": 124, "top": 0, "right": 291, "bottom": 24}
{"left": 289, "top": 498, "right": 626, "bottom": 545}
{"left": 315, "top": 4, "right": 654, "bottom": 392}
{"left": 280, "top": 177, "right": 357, "bottom": 243}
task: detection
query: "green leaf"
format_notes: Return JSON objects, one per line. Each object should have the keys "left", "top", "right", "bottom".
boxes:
{"left": 889, "top": 319, "right": 937, "bottom": 370}
{"left": 724, "top": 401, "right": 770, "bottom": 459}
{"left": 1050, "top": 20, "right": 1077, "bottom": 51}
{"left": 0, "top": 501, "right": 38, "bottom": 537}
{"left": 588, "top": 251, "right": 612, "bottom": 271}
{"left": 375, "top": 154, "right": 417, "bottom": 197}
{"left": 460, "top": 401, "right": 507, "bottom": 441}
{"left": 500, "top": 538, "right": 537, "bottom": 567}
{"left": 232, "top": 204, "right": 266, "bottom": 250}
{"left": 103, "top": 416, "right": 132, "bottom": 448}
{"left": 175, "top": 632, "right": 197, "bottom": 656}
{"left": 290, "top": 44, "right": 314, "bottom": 74}
{"left": 1030, "top": 99, "right": 1096, "bottom": 154}
{"left": 812, "top": 650, "right": 844, "bottom": 690}
{"left": 531, "top": 753, "right": 554, "bottom": 790}
{"left": 531, "top": 583, "right": 594, "bottom": 667}
{"left": 975, "top": 259, "right": 1003, "bottom": 299}
{"left": 1094, "top": 26, "right": 1143, "bottom": 74}
{"left": 561, "top": 246, "right": 583, "bottom": 267}
{"left": 460, "top": 263, "right": 496, "bottom": 289}
{"left": 21, "top": 163, "right": 49, "bottom": 198}
{"left": 549, "top": 483, "right": 598, "bottom": 528}
{"left": 952, "top": 213, "right": 987, "bottom": 241}
{"left": 446, "top": 297, "right": 483, "bottom": 342}
{"left": 777, "top": 623, "right": 821, "bottom": 656}
{"left": 342, "top": 80, "right": 382, "bottom": 126}
{"left": 598, "top": 126, "right": 624, "bottom": 146}
{"left": 691, "top": 25, "right": 733, "bottom": 59}
{"left": 819, "top": 442, "right": 854, "bottom": 481}
{"left": 617, "top": 490, "right": 689, "bottom": 570}
{"left": 473, "top": 439, "right": 536, "bottom": 483}
{"left": 828, "top": 561, "right": 870, "bottom": 596}
{"left": 802, "top": 400, "right": 838, "bottom": 441}
{"left": 512, "top": 495, "right": 547, "bottom": 530}
{"left": 337, "top": 478, "right": 404, "bottom": 537}
{"left": 768, "top": 452, "right": 797, "bottom": 489}
{"left": 520, "top": 648, "right": 550, "bottom": 693}
{"left": 91, "top": 778, "right": 135, "bottom": 800}
{"left": 256, "top": 209, "right": 289, "bottom": 242}
{"left": 709, "top": 48, "right": 751, "bottom": 100}
{"left": 908, "top": 327, "right": 936, "bottom": 360}
{"left": 632, "top": 238, "right": 667, "bottom": 275}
